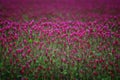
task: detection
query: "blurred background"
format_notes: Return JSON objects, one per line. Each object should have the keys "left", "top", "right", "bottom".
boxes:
{"left": 0, "top": 0, "right": 120, "bottom": 21}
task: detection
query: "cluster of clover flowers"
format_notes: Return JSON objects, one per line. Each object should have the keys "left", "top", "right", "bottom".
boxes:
{"left": 0, "top": 16, "right": 120, "bottom": 80}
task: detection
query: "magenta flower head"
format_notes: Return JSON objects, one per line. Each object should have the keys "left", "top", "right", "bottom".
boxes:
{"left": 22, "top": 53, "right": 26, "bottom": 58}
{"left": 27, "top": 48, "right": 31, "bottom": 54}
{"left": 23, "top": 39, "right": 27, "bottom": 44}
{"left": 115, "top": 54, "right": 120, "bottom": 60}
{"left": 16, "top": 48, "right": 23, "bottom": 54}
{"left": 21, "top": 77, "right": 28, "bottom": 80}
{"left": 93, "top": 71, "right": 98, "bottom": 76}
{"left": 61, "top": 58, "right": 66, "bottom": 63}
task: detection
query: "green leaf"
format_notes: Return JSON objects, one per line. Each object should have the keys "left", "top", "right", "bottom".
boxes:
{"left": 102, "top": 76, "right": 111, "bottom": 80}
{"left": 35, "top": 39, "right": 39, "bottom": 42}
{"left": 74, "top": 67, "right": 77, "bottom": 71}
{"left": 28, "top": 39, "right": 33, "bottom": 43}
{"left": 63, "top": 70, "right": 67, "bottom": 75}
{"left": 75, "top": 73, "right": 79, "bottom": 76}
{"left": 23, "top": 14, "right": 29, "bottom": 21}
{"left": 92, "top": 51, "right": 96, "bottom": 53}
{"left": 0, "top": 46, "right": 2, "bottom": 51}
{"left": 0, "top": 62, "right": 3, "bottom": 68}
{"left": 96, "top": 53, "right": 102, "bottom": 56}
{"left": 97, "top": 75, "right": 102, "bottom": 79}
